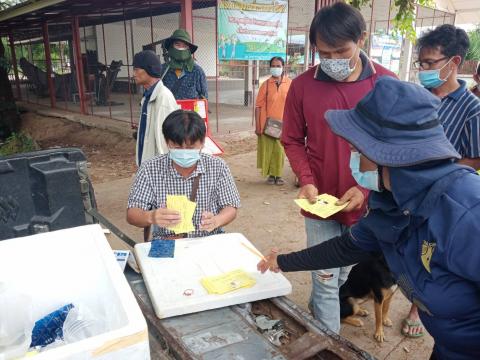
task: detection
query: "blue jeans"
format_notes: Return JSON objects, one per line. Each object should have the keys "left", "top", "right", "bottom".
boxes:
{"left": 305, "top": 217, "right": 351, "bottom": 334}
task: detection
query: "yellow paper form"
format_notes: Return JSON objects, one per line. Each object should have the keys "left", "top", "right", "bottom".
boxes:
{"left": 294, "top": 193, "right": 348, "bottom": 219}
{"left": 166, "top": 195, "right": 196, "bottom": 234}
{"left": 201, "top": 269, "right": 256, "bottom": 295}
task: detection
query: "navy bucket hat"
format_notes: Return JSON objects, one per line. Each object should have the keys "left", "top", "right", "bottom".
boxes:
{"left": 325, "top": 76, "right": 460, "bottom": 167}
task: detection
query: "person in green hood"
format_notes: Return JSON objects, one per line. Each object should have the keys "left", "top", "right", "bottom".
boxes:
{"left": 160, "top": 29, "right": 208, "bottom": 101}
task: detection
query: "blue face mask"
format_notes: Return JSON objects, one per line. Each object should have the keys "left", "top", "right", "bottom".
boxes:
{"left": 169, "top": 149, "right": 201, "bottom": 168}
{"left": 418, "top": 58, "right": 452, "bottom": 89}
{"left": 349, "top": 152, "right": 380, "bottom": 192}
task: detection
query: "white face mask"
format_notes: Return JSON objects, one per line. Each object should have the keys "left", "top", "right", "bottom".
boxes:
{"left": 319, "top": 45, "right": 359, "bottom": 81}
{"left": 270, "top": 67, "right": 283, "bottom": 78}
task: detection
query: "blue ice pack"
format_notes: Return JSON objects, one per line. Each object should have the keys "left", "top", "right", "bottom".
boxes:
{"left": 30, "top": 303, "right": 74, "bottom": 347}
{"left": 148, "top": 239, "right": 175, "bottom": 258}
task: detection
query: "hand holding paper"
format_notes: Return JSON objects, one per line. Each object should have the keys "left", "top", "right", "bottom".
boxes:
{"left": 166, "top": 195, "right": 197, "bottom": 234}
{"left": 294, "top": 193, "right": 349, "bottom": 218}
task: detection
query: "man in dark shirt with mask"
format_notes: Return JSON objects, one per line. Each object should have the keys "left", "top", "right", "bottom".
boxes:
{"left": 160, "top": 29, "right": 208, "bottom": 100}
{"left": 281, "top": 2, "right": 396, "bottom": 333}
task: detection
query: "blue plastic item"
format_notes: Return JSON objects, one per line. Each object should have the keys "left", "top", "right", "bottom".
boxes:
{"left": 148, "top": 239, "right": 175, "bottom": 258}
{"left": 30, "top": 304, "right": 74, "bottom": 347}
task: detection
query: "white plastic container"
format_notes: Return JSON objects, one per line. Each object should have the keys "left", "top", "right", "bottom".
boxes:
{"left": 0, "top": 283, "right": 34, "bottom": 360}
{"left": 0, "top": 225, "right": 149, "bottom": 360}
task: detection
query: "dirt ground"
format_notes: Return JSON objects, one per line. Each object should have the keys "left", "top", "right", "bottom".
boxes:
{"left": 19, "top": 110, "right": 434, "bottom": 359}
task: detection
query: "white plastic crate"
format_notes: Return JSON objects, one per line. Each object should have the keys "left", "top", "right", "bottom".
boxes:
{"left": 0, "top": 224, "right": 149, "bottom": 360}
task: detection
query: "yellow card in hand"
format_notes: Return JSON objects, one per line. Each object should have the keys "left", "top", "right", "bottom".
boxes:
{"left": 294, "top": 193, "right": 348, "bottom": 219}
{"left": 166, "top": 195, "right": 196, "bottom": 234}
{"left": 201, "top": 269, "right": 256, "bottom": 295}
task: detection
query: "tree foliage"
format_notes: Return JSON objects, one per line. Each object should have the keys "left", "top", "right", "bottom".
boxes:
{"left": 466, "top": 26, "right": 480, "bottom": 62}
{"left": 347, "top": 0, "right": 434, "bottom": 42}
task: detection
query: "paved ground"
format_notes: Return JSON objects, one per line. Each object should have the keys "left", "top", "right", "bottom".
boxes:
{"left": 95, "top": 151, "right": 434, "bottom": 360}
{"left": 19, "top": 78, "right": 254, "bottom": 134}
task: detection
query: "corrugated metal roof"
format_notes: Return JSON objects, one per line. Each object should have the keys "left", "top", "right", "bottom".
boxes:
{"left": 0, "top": 0, "right": 215, "bottom": 40}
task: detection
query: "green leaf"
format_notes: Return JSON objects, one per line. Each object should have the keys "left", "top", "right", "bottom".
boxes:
{"left": 348, "top": 0, "right": 435, "bottom": 42}
{"left": 466, "top": 26, "right": 480, "bottom": 61}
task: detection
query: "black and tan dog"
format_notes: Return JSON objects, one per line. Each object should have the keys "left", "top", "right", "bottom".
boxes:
{"left": 340, "top": 256, "right": 397, "bottom": 342}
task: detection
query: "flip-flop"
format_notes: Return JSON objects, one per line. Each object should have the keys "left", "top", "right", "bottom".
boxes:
{"left": 267, "top": 176, "right": 276, "bottom": 185}
{"left": 275, "top": 177, "right": 285, "bottom": 186}
{"left": 401, "top": 319, "right": 425, "bottom": 338}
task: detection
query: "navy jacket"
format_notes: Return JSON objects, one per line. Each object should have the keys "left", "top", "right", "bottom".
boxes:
{"left": 351, "top": 162, "right": 480, "bottom": 359}
{"left": 160, "top": 63, "right": 208, "bottom": 100}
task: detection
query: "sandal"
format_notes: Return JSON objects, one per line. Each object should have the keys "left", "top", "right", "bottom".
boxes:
{"left": 401, "top": 319, "right": 425, "bottom": 338}
{"left": 294, "top": 177, "right": 300, "bottom": 188}
{"left": 275, "top": 177, "right": 285, "bottom": 186}
{"left": 267, "top": 176, "right": 276, "bottom": 185}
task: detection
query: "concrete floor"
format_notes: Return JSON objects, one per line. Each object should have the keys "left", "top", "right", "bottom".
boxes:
{"left": 18, "top": 78, "right": 255, "bottom": 135}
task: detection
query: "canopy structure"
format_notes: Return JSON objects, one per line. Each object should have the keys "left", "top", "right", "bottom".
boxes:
{"left": 435, "top": 0, "right": 480, "bottom": 25}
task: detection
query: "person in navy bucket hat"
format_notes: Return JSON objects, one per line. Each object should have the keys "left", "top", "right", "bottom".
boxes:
{"left": 257, "top": 77, "right": 480, "bottom": 359}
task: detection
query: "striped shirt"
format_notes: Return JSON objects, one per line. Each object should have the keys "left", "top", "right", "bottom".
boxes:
{"left": 128, "top": 153, "right": 240, "bottom": 238}
{"left": 438, "top": 80, "right": 480, "bottom": 158}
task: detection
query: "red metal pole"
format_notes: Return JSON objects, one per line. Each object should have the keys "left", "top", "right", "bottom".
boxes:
{"left": 180, "top": 0, "right": 193, "bottom": 37}
{"left": 8, "top": 34, "right": 21, "bottom": 100}
{"left": 42, "top": 22, "right": 56, "bottom": 108}
{"left": 72, "top": 16, "right": 87, "bottom": 114}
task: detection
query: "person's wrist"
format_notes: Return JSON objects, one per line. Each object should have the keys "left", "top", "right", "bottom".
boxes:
{"left": 212, "top": 215, "right": 220, "bottom": 229}
{"left": 147, "top": 210, "right": 154, "bottom": 226}
{"left": 276, "top": 254, "right": 284, "bottom": 271}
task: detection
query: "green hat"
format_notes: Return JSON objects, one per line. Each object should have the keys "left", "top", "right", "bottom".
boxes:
{"left": 163, "top": 29, "right": 198, "bottom": 53}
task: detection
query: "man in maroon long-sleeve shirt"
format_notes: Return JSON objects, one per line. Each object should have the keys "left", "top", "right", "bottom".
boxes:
{"left": 281, "top": 2, "right": 396, "bottom": 333}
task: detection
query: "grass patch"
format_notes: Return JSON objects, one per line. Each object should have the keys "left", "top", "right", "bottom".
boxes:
{"left": 0, "top": 132, "right": 38, "bottom": 156}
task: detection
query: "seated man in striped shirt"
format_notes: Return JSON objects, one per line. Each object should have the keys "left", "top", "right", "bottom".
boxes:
{"left": 403, "top": 23, "right": 480, "bottom": 339}
{"left": 127, "top": 109, "right": 240, "bottom": 240}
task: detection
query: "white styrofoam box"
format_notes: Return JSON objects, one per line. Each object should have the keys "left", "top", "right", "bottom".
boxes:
{"left": 135, "top": 233, "right": 292, "bottom": 319}
{"left": 0, "top": 225, "right": 149, "bottom": 360}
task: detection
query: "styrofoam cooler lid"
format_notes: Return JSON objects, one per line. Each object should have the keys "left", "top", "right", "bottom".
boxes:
{"left": 135, "top": 233, "right": 292, "bottom": 319}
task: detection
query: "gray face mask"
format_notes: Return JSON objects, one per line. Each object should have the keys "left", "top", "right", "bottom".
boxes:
{"left": 319, "top": 45, "right": 359, "bottom": 81}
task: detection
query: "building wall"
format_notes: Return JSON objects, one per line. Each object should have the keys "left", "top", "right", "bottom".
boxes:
{"left": 95, "top": 9, "right": 217, "bottom": 78}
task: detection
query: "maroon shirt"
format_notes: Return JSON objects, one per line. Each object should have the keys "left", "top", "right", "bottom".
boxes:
{"left": 282, "top": 54, "right": 396, "bottom": 226}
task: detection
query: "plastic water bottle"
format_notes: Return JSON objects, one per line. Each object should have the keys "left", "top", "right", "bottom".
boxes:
{"left": 62, "top": 306, "right": 105, "bottom": 344}
{"left": 0, "top": 283, "right": 34, "bottom": 359}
